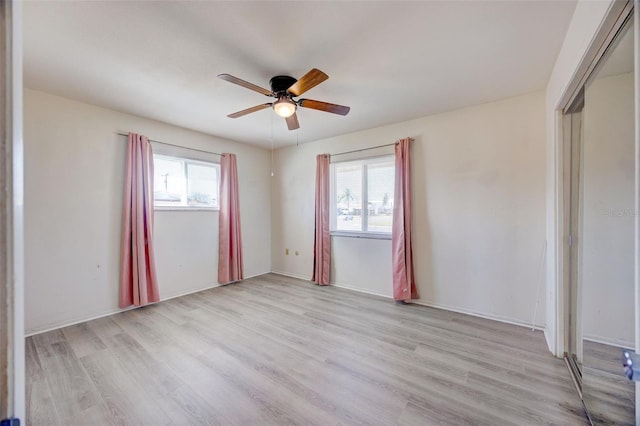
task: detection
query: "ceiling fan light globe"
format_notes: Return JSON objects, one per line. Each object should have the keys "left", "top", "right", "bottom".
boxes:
{"left": 273, "top": 99, "right": 296, "bottom": 118}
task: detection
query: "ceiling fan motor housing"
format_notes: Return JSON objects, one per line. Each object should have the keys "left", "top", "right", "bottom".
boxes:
{"left": 270, "top": 75, "right": 297, "bottom": 96}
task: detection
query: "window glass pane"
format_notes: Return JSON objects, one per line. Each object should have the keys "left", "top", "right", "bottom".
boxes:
{"left": 335, "top": 163, "right": 362, "bottom": 231}
{"left": 367, "top": 161, "right": 394, "bottom": 233}
{"left": 154, "top": 157, "right": 185, "bottom": 205}
{"left": 187, "top": 163, "right": 218, "bottom": 207}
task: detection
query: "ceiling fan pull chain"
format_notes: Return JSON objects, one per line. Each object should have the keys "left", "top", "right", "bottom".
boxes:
{"left": 270, "top": 113, "right": 275, "bottom": 177}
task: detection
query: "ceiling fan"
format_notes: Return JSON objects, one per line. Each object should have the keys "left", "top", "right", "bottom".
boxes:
{"left": 217, "top": 68, "right": 350, "bottom": 131}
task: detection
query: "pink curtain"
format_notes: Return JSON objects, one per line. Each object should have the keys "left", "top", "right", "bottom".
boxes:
{"left": 312, "top": 154, "right": 331, "bottom": 285}
{"left": 119, "top": 133, "right": 160, "bottom": 308}
{"left": 392, "top": 138, "right": 418, "bottom": 302}
{"left": 218, "top": 153, "right": 244, "bottom": 284}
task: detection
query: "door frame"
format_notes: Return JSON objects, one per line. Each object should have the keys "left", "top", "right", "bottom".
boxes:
{"left": 561, "top": 106, "right": 585, "bottom": 396}
{"left": 1, "top": 0, "right": 24, "bottom": 422}
{"left": 634, "top": 2, "right": 639, "bottom": 423}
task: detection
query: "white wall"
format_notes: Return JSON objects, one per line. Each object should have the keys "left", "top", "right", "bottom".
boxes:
{"left": 272, "top": 91, "right": 547, "bottom": 327}
{"left": 582, "top": 72, "right": 635, "bottom": 347}
{"left": 544, "top": 0, "right": 615, "bottom": 355}
{"left": 23, "top": 89, "right": 271, "bottom": 334}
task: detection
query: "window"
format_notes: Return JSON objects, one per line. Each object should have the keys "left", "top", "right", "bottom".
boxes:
{"left": 153, "top": 154, "right": 219, "bottom": 209}
{"left": 331, "top": 156, "right": 394, "bottom": 236}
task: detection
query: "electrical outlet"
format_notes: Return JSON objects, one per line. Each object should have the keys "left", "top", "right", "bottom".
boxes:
{"left": 285, "top": 248, "right": 289, "bottom": 255}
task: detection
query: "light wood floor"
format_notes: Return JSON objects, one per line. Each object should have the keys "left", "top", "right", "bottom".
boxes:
{"left": 26, "top": 273, "right": 589, "bottom": 425}
{"left": 583, "top": 340, "right": 634, "bottom": 425}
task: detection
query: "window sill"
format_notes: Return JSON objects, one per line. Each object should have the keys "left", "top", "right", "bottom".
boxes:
{"left": 154, "top": 206, "right": 219, "bottom": 212}
{"left": 330, "top": 231, "right": 392, "bottom": 240}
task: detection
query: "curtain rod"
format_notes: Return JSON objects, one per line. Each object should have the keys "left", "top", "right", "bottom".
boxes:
{"left": 331, "top": 138, "right": 413, "bottom": 157}
{"left": 116, "top": 132, "right": 222, "bottom": 156}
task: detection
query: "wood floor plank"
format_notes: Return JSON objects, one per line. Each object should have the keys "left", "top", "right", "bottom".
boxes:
{"left": 80, "top": 348, "right": 174, "bottom": 425}
{"left": 61, "top": 322, "right": 108, "bottom": 358}
{"left": 32, "top": 339, "right": 103, "bottom": 422}
{"left": 583, "top": 340, "right": 635, "bottom": 425}
{"left": 160, "top": 348, "right": 270, "bottom": 425}
{"left": 465, "top": 371, "right": 588, "bottom": 425}
{"left": 26, "top": 273, "right": 592, "bottom": 425}
{"left": 197, "top": 347, "right": 344, "bottom": 425}
{"left": 185, "top": 313, "right": 408, "bottom": 424}
{"left": 86, "top": 316, "right": 125, "bottom": 339}
{"left": 26, "top": 377, "right": 61, "bottom": 426}
{"left": 324, "top": 353, "right": 517, "bottom": 425}
{"left": 25, "top": 336, "right": 44, "bottom": 383}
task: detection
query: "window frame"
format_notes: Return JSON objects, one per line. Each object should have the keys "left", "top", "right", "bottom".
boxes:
{"left": 153, "top": 153, "right": 220, "bottom": 211}
{"left": 330, "top": 155, "right": 395, "bottom": 239}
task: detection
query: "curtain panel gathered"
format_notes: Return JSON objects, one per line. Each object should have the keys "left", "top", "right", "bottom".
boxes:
{"left": 119, "top": 133, "right": 160, "bottom": 308}
{"left": 392, "top": 138, "right": 418, "bottom": 302}
{"left": 218, "top": 153, "right": 244, "bottom": 284}
{"left": 312, "top": 154, "right": 331, "bottom": 285}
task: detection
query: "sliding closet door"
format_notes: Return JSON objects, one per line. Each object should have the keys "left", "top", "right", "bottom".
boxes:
{"left": 579, "top": 12, "right": 635, "bottom": 425}
{"left": 563, "top": 106, "right": 584, "bottom": 392}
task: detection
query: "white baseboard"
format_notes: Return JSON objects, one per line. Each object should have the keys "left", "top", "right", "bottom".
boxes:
{"left": 240, "top": 272, "right": 268, "bottom": 281}
{"left": 271, "top": 272, "right": 390, "bottom": 300}
{"left": 270, "top": 270, "right": 546, "bottom": 332}
{"left": 332, "top": 282, "right": 392, "bottom": 299}
{"left": 544, "top": 328, "right": 557, "bottom": 356}
{"left": 26, "top": 271, "right": 273, "bottom": 337}
{"left": 583, "top": 335, "right": 634, "bottom": 349}
{"left": 269, "top": 270, "right": 311, "bottom": 281}
{"left": 412, "top": 299, "right": 546, "bottom": 331}
{"left": 26, "top": 305, "right": 139, "bottom": 337}
{"left": 27, "top": 282, "right": 224, "bottom": 337}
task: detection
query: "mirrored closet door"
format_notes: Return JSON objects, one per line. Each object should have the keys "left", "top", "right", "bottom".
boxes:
{"left": 582, "top": 15, "right": 635, "bottom": 424}
{"left": 564, "top": 7, "right": 636, "bottom": 425}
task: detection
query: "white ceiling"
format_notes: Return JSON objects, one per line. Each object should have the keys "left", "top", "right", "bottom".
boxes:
{"left": 23, "top": 1, "right": 577, "bottom": 149}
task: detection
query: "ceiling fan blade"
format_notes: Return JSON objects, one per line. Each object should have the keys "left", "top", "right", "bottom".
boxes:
{"left": 227, "top": 103, "right": 272, "bottom": 118}
{"left": 299, "top": 99, "right": 350, "bottom": 116}
{"left": 287, "top": 68, "right": 328, "bottom": 96}
{"left": 286, "top": 113, "right": 300, "bottom": 131}
{"left": 218, "top": 74, "right": 273, "bottom": 96}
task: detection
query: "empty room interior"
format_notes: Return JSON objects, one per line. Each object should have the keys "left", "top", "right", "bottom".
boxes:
{"left": 2, "top": 0, "right": 639, "bottom": 424}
